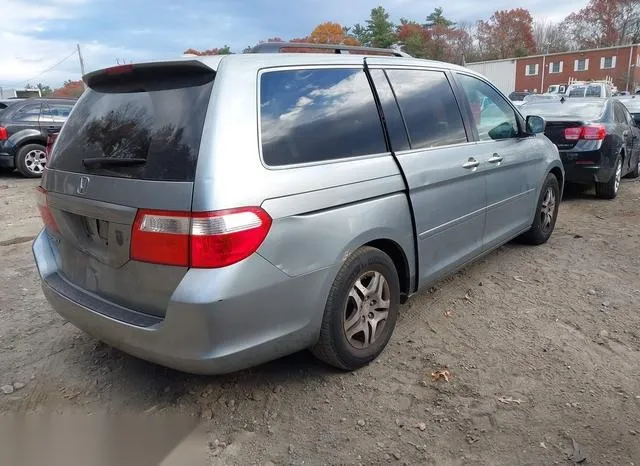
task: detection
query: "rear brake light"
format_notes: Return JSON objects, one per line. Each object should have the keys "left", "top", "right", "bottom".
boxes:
{"left": 0, "top": 127, "right": 7, "bottom": 141}
{"left": 582, "top": 124, "right": 606, "bottom": 140}
{"left": 35, "top": 187, "right": 59, "bottom": 232}
{"left": 45, "top": 133, "right": 58, "bottom": 163}
{"left": 105, "top": 64, "right": 134, "bottom": 75}
{"left": 564, "top": 125, "right": 606, "bottom": 141}
{"left": 130, "top": 207, "right": 272, "bottom": 268}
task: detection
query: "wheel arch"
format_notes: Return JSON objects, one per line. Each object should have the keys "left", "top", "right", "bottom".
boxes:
{"left": 365, "top": 238, "right": 411, "bottom": 303}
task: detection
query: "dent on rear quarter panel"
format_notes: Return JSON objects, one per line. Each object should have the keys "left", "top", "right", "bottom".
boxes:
{"left": 258, "top": 190, "right": 415, "bottom": 279}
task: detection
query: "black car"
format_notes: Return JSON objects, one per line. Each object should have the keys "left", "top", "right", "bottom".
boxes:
{"left": 508, "top": 91, "right": 531, "bottom": 102}
{"left": 0, "top": 98, "right": 76, "bottom": 177}
{"left": 520, "top": 98, "right": 640, "bottom": 199}
{"left": 0, "top": 98, "right": 25, "bottom": 113}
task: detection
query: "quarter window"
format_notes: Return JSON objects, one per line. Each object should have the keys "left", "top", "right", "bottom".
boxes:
{"left": 456, "top": 74, "right": 519, "bottom": 141}
{"left": 260, "top": 68, "right": 386, "bottom": 166}
{"left": 385, "top": 69, "right": 467, "bottom": 150}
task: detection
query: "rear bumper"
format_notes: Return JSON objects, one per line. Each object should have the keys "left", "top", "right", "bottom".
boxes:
{"left": 0, "top": 152, "right": 14, "bottom": 169}
{"left": 33, "top": 229, "right": 336, "bottom": 374}
{"left": 560, "top": 150, "right": 613, "bottom": 185}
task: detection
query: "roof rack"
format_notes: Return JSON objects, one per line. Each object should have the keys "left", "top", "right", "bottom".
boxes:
{"left": 250, "top": 41, "right": 411, "bottom": 58}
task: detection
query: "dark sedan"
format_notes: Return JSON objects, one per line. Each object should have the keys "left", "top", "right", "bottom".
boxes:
{"left": 520, "top": 98, "right": 640, "bottom": 199}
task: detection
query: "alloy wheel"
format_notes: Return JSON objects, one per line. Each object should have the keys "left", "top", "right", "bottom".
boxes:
{"left": 24, "top": 149, "right": 46, "bottom": 175}
{"left": 343, "top": 271, "right": 390, "bottom": 349}
{"left": 540, "top": 186, "right": 556, "bottom": 233}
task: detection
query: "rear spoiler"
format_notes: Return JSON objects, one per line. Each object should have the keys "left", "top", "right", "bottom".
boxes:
{"left": 83, "top": 60, "right": 215, "bottom": 90}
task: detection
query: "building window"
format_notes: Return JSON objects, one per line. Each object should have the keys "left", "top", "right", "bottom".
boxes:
{"left": 601, "top": 56, "right": 617, "bottom": 69}
{"left": 525, "top": 64, "right": 539, "bottom": 76}
{"left": 574, "top": 58, "right": 589, "bottom": 72}
{"left": 549, "top": 61, "right": 563, "bottom": 74}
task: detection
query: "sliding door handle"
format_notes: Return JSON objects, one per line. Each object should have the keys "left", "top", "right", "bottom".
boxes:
{"left": 462, "top": 158, "right": 480, "bottom": 169}
{"left": 488, "top": 153, "right": 504, "bottom": 164}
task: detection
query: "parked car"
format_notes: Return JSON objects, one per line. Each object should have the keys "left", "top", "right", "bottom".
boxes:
{"left": 509, "top": 91, "right": 531, "bottom": 107}
{"left": 522, "top": 94, "right": 562, "bottom": 104}
{"left": 566, "top": 82, "right": 613, "bottom": 98}
{"left": 618, "top": 96, "right": 640, "bottom": 125}
{"left": 0, "top": 98, "right": 25, "bottom": 113}
{"left": 520, "top": 98, "right": 640, "bottom": 198}
{"left": 547, "top": 84, "right": 567, "bottom": 95}
{"left": 33, "top": 43, "right": 563, "bottom": 374}
{"left": 0, "top": 98, "right": 76, "bottom": 177}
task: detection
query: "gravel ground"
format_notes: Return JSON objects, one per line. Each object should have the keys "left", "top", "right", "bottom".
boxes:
{"left": 0, "top": 171, "right": 639, "bottom": 465}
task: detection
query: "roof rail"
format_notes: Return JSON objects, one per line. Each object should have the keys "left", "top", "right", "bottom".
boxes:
{"left": 249, "top": 41, "right": 411, "bottom": 58}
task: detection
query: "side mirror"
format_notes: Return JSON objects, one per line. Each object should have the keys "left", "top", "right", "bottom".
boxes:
{"left": 526, "top": 115, "right": 546, "bottom": 134}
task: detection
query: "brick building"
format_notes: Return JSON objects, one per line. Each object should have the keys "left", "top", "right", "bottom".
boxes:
{"left": 467, "top": 44, "right": 640, "bottom": 95}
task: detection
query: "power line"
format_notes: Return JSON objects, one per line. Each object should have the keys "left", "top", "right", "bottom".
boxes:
{"left": 1, "top": 49, "right": 78, "bottom": 88}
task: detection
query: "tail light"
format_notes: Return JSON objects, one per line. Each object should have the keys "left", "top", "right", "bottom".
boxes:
{"left": 564, "top": 125, "right": 607, "bottom": 141}
{"left": 131, "top": 207, "right": 272, "bottom": 268}
{"left": 35, "top": 187, "right": 59, "bottom": 232}
{"left": 0, "top": 127, "right": 7, "bottom": 141}
{"left": 45, "top": 133, "right": 58, "bottom": 163}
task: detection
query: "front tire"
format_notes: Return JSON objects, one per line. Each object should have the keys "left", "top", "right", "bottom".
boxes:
{"left": 16, "top": 144, "right": 46, "bottom": 178}
{"left": 311, "top": 247, "right": 400, "bottom": 370}
{"left": 520, "top": 173, "right": 560, "bottom": 245}
{"left": 595, "top": 156, "right": 622, "bottom": 199}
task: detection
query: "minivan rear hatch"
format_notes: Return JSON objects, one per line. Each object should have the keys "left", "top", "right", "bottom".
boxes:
{"left": 42, "top": 61, "right": 215, "bottom": 318}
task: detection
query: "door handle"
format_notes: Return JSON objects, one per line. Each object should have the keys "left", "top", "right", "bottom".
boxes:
{"left": 488, "top": 154, "right": 504, "bottom": 164}
{"left": 462, "top": 158, "right": 480, "bottom": 169}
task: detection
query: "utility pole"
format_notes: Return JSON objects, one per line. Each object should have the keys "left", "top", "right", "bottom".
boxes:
{"left": 77, "top": 43, "right": 87, "bottom": 88}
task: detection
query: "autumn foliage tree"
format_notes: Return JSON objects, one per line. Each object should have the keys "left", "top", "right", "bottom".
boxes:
{"left": 305, "top": 22, "right": 360, "bottom": 45}
{"left": 52, "top": 80, "right": 84, "bottom": 98}
{"left": 477, "top": 8, "right": 536, "bottom": 60}
{"left": 183, "top": 46, "right": 231, "bottom": 55}
{"left": 562, "top": 0, "right": 640, "bottom": 49}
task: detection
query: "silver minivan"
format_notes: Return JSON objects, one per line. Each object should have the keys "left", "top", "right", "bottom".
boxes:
{"left": 33, "top": 43, "right": 564, "bottom": 374}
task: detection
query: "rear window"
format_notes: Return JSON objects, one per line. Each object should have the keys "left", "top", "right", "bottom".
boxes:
{"left": 586, "top": 85, "right": 602, "bottom": 97}
{"left": 260, "top": 68, "right": 386, "bottom": 166}
{"left": 520, "top": 101, "right": 605, "bottom": 120}
{"left": 568, "top": 87, "right": 587, "bottom": 97}
{"left": 49, "top": 65, "right": 214, "bottom": 181}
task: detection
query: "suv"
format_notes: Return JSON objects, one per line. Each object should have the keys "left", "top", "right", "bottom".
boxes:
{"left": 33, "top": 43, "right": 564, "bottom": 374}
{"left": 0, "top": 98, "right": 76, "bottom": 177}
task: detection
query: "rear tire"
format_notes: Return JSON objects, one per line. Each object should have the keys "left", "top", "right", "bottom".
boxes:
{"left": 595, "top": 156, "right": 622, "bottom": 199}
{"left": 311, "top": 247, "right": 400, "bottom": 370}
{"left": 16, "top": 144, "right": 46, "bottom": 178}
{"left": 520, "top": 173, "right": 560, "bottom": 245}
{"left": 627, "top": 154, "right": 640, "bottom": 179}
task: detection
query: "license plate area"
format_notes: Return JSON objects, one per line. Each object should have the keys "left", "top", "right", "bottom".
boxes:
{"left": 82, "top": 216, "right": 110, "bottom": 248}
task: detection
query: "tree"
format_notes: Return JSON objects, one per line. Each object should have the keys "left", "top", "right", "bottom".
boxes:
{"left": 183, "top": 45, "right": 232, "bottom": 55}
{"left": 477, "top": 8, "right": 536, "bottom": 60}
{"left": 561, "top": 0, "right": 640, "bottom": 49}
{"left": 425, "top": 7, "right": 454, "bottom": 28}
{"left": 37, "top": 83, "right": 52, "bottom": 96}
{"left": 533, "top": 20, "right": 570, "bottom": 54}
{"left": 307, "top": 22, "right": 360, "bottom": 45}
{"left": 353, "top": 6, "right": 396, "bottom": 48}
{"left": 52, "top": 80, "right": 84, "bottom": 98}
{"left": 396, "top": 20, "right": 429, "bottom": 58}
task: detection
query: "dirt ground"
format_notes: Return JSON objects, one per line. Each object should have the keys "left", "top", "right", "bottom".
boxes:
{"left": 0, "top": 170, "right": 639, "bottom": 465}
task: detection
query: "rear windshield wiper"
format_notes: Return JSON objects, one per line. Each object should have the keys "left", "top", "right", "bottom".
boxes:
{"left": 82, "top": 157, "right": 147, "bottom": 168}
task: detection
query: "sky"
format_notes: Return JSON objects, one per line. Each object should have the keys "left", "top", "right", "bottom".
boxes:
{"left": 0, "top": 0, "right": 589, "bottom": 90}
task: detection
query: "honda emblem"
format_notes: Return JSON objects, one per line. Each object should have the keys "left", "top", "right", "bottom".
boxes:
{"left": 77, "top": 176, "right": 90, "bottom": 195}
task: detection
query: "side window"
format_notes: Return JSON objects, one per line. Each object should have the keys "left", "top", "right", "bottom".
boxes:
{"left": 50, "top": 104, "right": 73, "bottom": 118}
{"left": 369, "top": 69, "right": 410, "bottom": 152}
{"left": 614, "top": 104, "right": 628, "bottom": 124}
{"left": 385, "top": 69, "right": 467, "bottom": 149}
{"left": 457, "top": 74, "right": 520, "bottom": 141}
{"left": 13, "top": 103, "right": 42, "bottom": 122}
{"left": 260, "top": 68, "right": 387, "bottom": 166}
